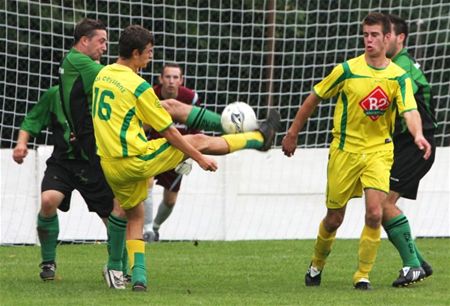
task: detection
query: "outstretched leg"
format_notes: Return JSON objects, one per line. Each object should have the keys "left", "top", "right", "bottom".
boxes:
{"left": 184, "top": 109, "right": 281, "bottom": 154}
{"left": 162, "top": 99, "right": 223, "bottom": 133}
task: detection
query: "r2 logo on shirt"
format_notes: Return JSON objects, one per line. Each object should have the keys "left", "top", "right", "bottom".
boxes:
{"left": 359, "top": 86, "right": 390, "bottom": 121}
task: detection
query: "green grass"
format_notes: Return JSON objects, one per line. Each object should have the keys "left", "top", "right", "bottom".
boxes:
{"left": 1, "top": 239, "right": 449, "bottom": 305}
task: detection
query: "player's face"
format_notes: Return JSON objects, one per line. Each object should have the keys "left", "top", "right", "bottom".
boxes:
{"left": 385, "top": 24, "right": 400, "bottom": 58}
{"left": 363, "top": 24, "right": 389, "bottom": 58}
{"left": 136, "top": 43, "right": 153, "bottom": 69}
{"left": 159, "top": 67, "right": 183, "bottom": 97}
{"left": 85, "top": 30, "right": 107, "bottom": 61}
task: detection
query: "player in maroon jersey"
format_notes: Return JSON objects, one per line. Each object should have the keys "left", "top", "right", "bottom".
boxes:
{"left": 143, "top": 63, "right": 201, "bottom": 241}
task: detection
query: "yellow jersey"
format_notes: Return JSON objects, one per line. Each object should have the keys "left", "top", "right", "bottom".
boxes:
{"left": 92, "top": 63, "right": 173, "bottom": 158}
{"left": 313, "top": 54, "right": 417, "bottom": 153}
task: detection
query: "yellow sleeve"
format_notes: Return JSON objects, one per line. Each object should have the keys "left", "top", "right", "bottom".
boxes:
{"left": 313, "top": 64, "right": 346, "bottom": 100}
{"left": 396, "top": 75, "right": 418, "bottom": 115}
{"left": 135, "top": 86, "right": 173, "bottom": 132}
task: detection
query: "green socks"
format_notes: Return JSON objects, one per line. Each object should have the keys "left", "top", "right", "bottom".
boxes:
{"left": 383, "top": 214, "right": 421, "bottom": 267}
{"left": 122, "top": 246, "right": 129, "bottom": 276}
{"left": 37, "top": 214, "right": 59, "bottom": 263}
{"left": 414, "top": 244, "right": 425, "bottom": 265}
{"left": 126, "top": 240, "right": 147, "bottom": 285}
{"left": 107, "top": 214, "right": 127, "bottom": 271}
{"left": 186, "top": 106, "right": 224, "bottom": 132}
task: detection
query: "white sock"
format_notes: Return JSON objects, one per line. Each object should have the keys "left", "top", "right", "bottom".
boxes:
{"left": 153, "top": 201, "right": 173, "bottom": 230}
{"left": 143, "top": 187, "right": 153, "bottom": 231}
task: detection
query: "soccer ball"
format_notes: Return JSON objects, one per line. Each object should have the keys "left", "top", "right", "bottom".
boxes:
{"left": 221, "top": 102, "right": 259, "bottom": 134}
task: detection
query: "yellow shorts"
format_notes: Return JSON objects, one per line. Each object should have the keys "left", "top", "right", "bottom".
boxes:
{"left": 326, "top": 146, "right": 393, "bottom": 209}
{"left": 100, "top": 138, "right": 185, "bottom": 210}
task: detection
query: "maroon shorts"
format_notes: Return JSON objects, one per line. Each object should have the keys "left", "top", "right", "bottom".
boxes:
{"left": 154, "top": 169, "right": 183, "bottom": 192}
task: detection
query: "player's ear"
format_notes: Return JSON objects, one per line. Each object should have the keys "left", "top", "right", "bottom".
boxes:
{"left": 80, "top": 35, "right": 89, "bottom": 46}
{"left": 132, "top": 48, "right": 140, "bottom": 59}
{"left": 399, "top": 33, "right": 406, "bottom": 44}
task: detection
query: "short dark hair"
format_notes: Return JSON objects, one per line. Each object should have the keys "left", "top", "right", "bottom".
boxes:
{"left": 387, "top": 14, "right": 409, "bottom": 41}
{"left": 161, "top": 63, "right": 184, "bottom": 76}
{"left": 73, "top": 18, "right": 106, "bottom": 44}
{"left": 119, "top": 25, "right": 154, "bottom": 59}
{"left": 362, "top": 12, "right": 391, "bottom": 35}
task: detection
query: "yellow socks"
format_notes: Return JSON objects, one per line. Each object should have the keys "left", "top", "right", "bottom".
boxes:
{"left": 353, "top": 225, "right": 381, "bottom": 284}
{"left": 221, "top": 131, "right": 263, "bottom": 152}
{"left": 311, "top": 221, "right": 336, "bottom": 270}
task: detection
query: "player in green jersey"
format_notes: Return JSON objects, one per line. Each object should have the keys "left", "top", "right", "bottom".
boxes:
{"left": 57, "top": 18, "right": 131, "bottom": 288}
{"left": 383, "top": 14, "right": 437, "bottom": 287}
{"left": 282, "top": 12, "right": 431, "bottom": 290}
{"left": 13, "top": 86, "right": 115, "bottom": 281}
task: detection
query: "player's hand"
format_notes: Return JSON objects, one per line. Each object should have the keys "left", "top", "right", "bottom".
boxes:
{"left": 12, "top": 143, "right": 28, "bottom": 164}
{"left": 281, "top": 132, "right": 298, "bottom": 157}
{"left": 196, "top": 155, "right": 218, "bottom": 172}
{"left": 69, "top": 132, "right": 77, "bottom": 143}
{"left": 414, "top": 135, "right": 432, "bottom": 160}
{"left": 175, "top": 158, "right": 193, "bottom": 175}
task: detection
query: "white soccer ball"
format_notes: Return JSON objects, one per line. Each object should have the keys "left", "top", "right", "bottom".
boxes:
{"left": 221, "top": 102, "right": 259, "bottom": 134}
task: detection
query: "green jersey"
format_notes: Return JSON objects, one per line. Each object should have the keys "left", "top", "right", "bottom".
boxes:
{"left": 392, "top": 48, "right": 437, "bottom": 135}
{"left": 59, "top": 48, "right": 104, "bottom": 162}
{"left": 20, "top": 86, "right": 81, "bottom": 160}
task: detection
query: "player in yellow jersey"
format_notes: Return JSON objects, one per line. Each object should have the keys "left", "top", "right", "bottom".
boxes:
{"left": 92, "top": 25, "right": 280, "bottom": 291}
{"left": 282, "top": 12, "right": 431, "bottom": 290}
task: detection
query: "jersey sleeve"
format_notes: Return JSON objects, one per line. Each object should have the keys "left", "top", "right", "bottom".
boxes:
{"left": 313, "top": 64, "right": 346, "bottom": 100}
{"left": 394, "top": 55, "right": 419, "bottom": 94}
{"left": 134, "top": 82, "right": 173, "bottom": 133}
{"left": 75, "top": 56, "right": 104, "bottom": 95}
{"left": 395, "top": 74, "right": 418, "bottom": 115}
{"left": 20, "top": 86, "right": 58, "bottom": 136}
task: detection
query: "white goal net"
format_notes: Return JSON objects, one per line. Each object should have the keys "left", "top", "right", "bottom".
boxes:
{"left": 1, "top": 0, "right": 449, "bottom": 243}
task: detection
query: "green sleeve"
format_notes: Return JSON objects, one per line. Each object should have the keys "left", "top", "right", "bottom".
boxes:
{"left": 393, "top": 55, "right": 418, "bottom": 94}
{"left": 20, "top": 86, "right": 59, "bottom": 137}
{"left": 78, "top": 57, "right": 104, "bottom": 95}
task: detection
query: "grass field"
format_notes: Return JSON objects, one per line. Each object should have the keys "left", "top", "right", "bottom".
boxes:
{"left": 1, "top": 239, "right": 449, "bottom": 305}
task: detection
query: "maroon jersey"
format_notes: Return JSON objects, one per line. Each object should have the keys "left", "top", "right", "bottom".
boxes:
{"left": 148, "top": 84, "right": 201, "bottom": 139}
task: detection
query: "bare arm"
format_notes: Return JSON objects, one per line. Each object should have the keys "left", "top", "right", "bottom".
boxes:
{"left": 12, "top": 130, "right": 31, "bottom": 164}
{"left": 282, "top": 93, "right": 321, "bottom": 157}
{"left": 403, "top": 110, "right": 431, "bottom": 160}
{"left": 161, "top": 125, "right": 217, "bottom": 171}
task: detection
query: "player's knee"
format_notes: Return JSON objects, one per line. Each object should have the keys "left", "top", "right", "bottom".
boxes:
{"left": 111, "top": 199, "right": 126, "bottom": 218}
{"left": 165, "top": 201, "right": 176, "bottom": 208}
{"left": 40, "top": 194, "right": 60, "bottom": 216}
{"left": 324, "top": 211, "right": 344, "bottom": 231}
{"left": 187, "top": 134, "right": 209, "bottom": 151}
{"left": 162, "top": 99, "right": 188, "bottom": 121}
{"left": 365, "top": 209, "right": 382, "bottom": 227}
{"left": 381, "top": 198, "right": 396, "bottom": 214}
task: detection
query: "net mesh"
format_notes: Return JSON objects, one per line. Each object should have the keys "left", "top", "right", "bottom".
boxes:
{"left": 1, "top": 0, "right": 449, "bottom": 149}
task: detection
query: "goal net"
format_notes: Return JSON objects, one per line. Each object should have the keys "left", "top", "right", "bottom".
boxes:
{"left": 1, "top": 0, "right": 449, "bottom": 243}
